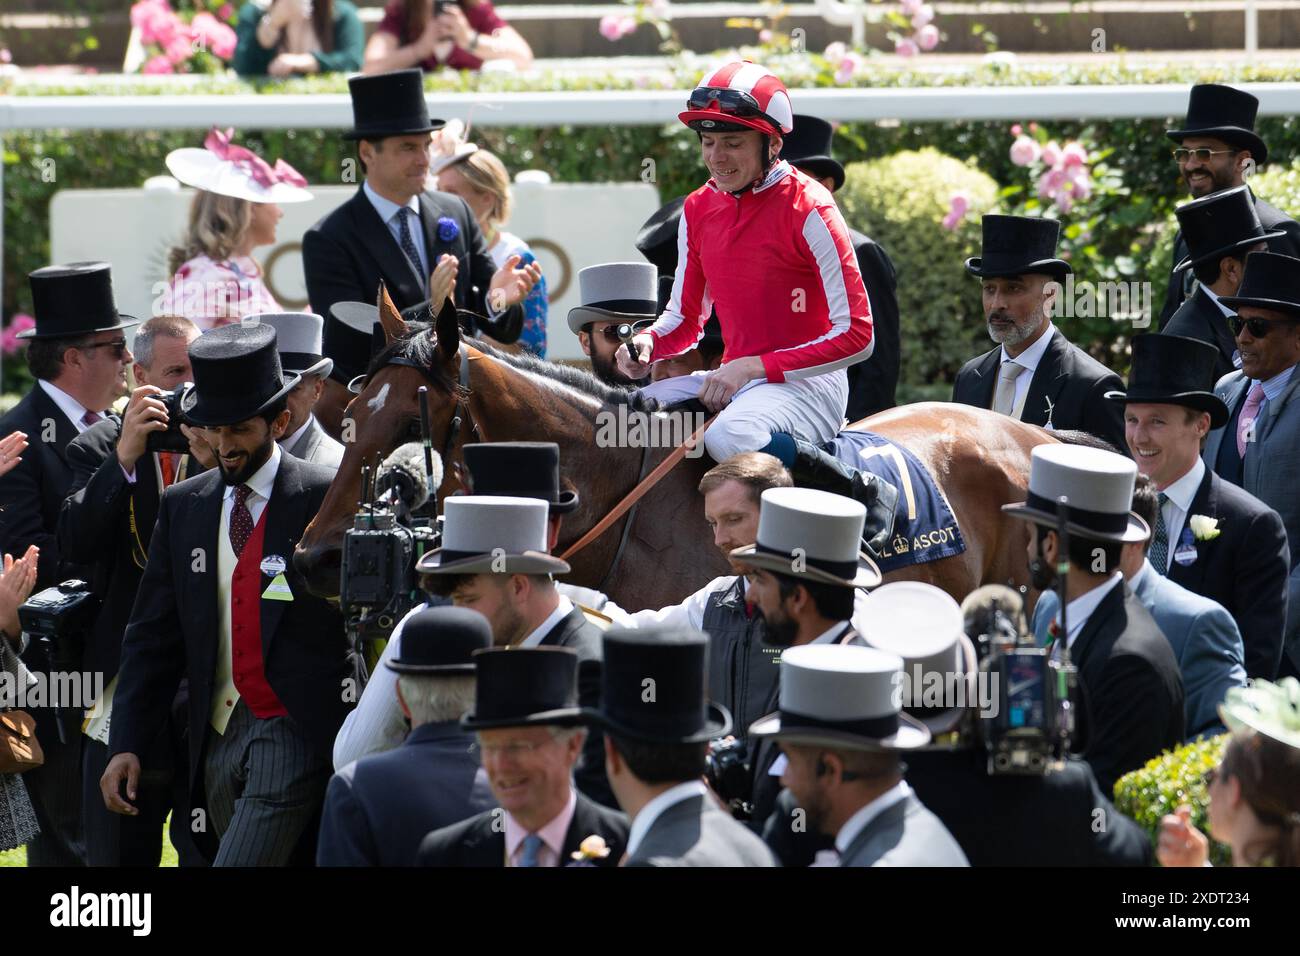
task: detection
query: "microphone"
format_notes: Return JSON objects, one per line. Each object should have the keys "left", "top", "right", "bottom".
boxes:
{"left": 376, "top": 442, "right": 443, "bottom": 511}
{"left": 960, "top": 584, "right": 1026, "bottom": 657}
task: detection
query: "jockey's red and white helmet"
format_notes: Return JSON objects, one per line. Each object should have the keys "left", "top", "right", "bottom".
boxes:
{"left": 679, "top": 61, "right": 794, "bottom": 136}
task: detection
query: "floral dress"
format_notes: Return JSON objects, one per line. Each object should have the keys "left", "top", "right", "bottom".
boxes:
{"left": 160, "top": 254, "right": 282, "bottom": 331}
{"left": 490, "top": 231, "right": 548, "bottom": 358}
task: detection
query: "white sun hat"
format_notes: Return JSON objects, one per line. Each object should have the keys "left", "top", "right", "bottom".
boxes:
{"left": 165, "top": 127, "right": 313, "bottom": 205}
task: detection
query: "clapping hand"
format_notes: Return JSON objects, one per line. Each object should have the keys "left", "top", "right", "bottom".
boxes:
{"left": 0, "top": 545, "right": 39, "bottom": 639}
{"left": 429, "top": 253, "right": 459, "bottom": 310}
{"left": 487, "top": 254, "right": 542, "bottom": 312}
{"left": 0, "top": 430, "right": 27, "bottom": 479}
{"left": 1156, "top": 804, "right": 1210, "bottom": 868}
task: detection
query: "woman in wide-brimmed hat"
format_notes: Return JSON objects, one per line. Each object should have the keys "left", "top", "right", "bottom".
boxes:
{"left": 161, "top": 128, "right": 313, "bottom": 330}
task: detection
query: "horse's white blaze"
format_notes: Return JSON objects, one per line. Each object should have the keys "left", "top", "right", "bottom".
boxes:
{"left": 367, "top": 382, "right": 390, "bottom": 414}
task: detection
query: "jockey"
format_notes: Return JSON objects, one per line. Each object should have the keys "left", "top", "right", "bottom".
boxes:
{"left": 616, "top": 60, "right": 898, "bottom": 553}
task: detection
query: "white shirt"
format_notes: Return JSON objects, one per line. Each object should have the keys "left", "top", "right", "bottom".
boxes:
{"left": 1052, "top": 572, "right": 1124, "bottom": 652}
{"left": 624, "top": 780, "right": 709, "bottom": 860}
{"left": 364, "top": 180, "right": 428, "bottom": 281}
{"left": 39, "top": 380, "right": 101, "bottom": 433}
{"left": 835, "top": 779, "right": 913, "bottom": 856}
{"left": 280, "top": 414, "right": 315, "bottom": 453}
{"left": 1155, "top": 458, "right": 1204, "bottom": 572}
{"left": 220, "top": 441, "right": 280, "bottom": 528}
{"left": 518, "top": 595, "right": 575, "bottom": 648}
{"left": 998, "top": 322, "right": 1056, "bottom": 421}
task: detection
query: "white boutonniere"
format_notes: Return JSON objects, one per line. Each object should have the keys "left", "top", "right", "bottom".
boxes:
{"left": 1188, "top": 515, "right": 1221, "bottom": 542}
{"left": 568, "top": 834, "right": 611, "bottom": 864}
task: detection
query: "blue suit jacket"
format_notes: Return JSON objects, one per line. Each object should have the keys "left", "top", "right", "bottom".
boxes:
{"left": 1034, "top": 565, "right": 1246, "bottom": 739}
{"left": 316, "top": 720, "right": 495, "bottom": 867}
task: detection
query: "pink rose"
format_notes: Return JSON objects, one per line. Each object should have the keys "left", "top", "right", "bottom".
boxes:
{"left": 916, "top": 24, "right": 939, "bottom": 50}
{"left": 910, "top": 4, "right": 935, "bottom": 29}
{"left": 1056, "top": 194, "right": 1074, "bottom": 214}
{"left": 142, "top": 5, "right": 181, "bottom": 48}
{"left": 1041, "top": 140, "right": 1062, "bottom": 167}
{"left": 759, "top": 29, "right": 773, "bottom": 43}
{"left": 1009, "top": 135, "right": 1041, "bottom": 167}
{"left": 0, "top": 48, "right": 10, "bottom": 64}
{"left": 1037, "top": 167, "right": 1066, "bottom": 199}
{"left": 894, "top": 37, "right": 919, "bottom": 58}
{"left": 823, "top": 41, "right": 847, "bottom": 63}
{"left": 164, "top": 30, "right": 194, "bottom": 65}
{"left": 218, "top": 3, "right": 235, "bottom": 20}
{"left": 142, "top": 54, "right": 174, "bottom": 74}
{"left": 1068, "top": 169, "right": 1092, "bottom": 201}
{"left": 1061, "top": 141, "right": 1088, "bottom": 168}
{"left": 191, "top": 12, "right": 237, "bottom": 59}
{"left": 1010, "top": 123, "right": 1023, "bottom": 137}
{"left": 1, "top": 314, "right": 35, "bottom": 356}
{"left": 941, "top": 192, "right": 970, "bottom": 230}
{"left": 598, "top": 14, "right": 636, "bottom": 41}
{"left": 835, "top": 52, "right": 862, "bottom": 83}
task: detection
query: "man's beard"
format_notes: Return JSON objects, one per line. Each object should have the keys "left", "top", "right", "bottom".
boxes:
{"left": 217, "top": 437, "right": 274, "bottom": 487}
{"left": 1029, "top": 538, "right": 1057, "bottom": 592}
{"left": 987, "top": 302, "right": 1046, "bottom": 348}
{"left": 590, "top": 349, "right": 647, "bottom": 390}
{"left": 754, "top": 604, "right": 799, "bottom": 648}
{"left": 1185, "top": 164, "right": 1236, "bottom": 198}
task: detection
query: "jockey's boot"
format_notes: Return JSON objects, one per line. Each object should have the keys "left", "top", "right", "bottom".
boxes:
{"left": 790, "top": 439, "right": 900, "bottom": 558}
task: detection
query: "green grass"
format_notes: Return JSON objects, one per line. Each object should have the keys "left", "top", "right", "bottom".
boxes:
{"left": 0, "top": 816, "right": 180, "bottom": 867}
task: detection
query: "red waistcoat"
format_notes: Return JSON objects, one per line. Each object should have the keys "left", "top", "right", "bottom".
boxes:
{"left": 230, "top": 510, "right": 289, "bottom": 719}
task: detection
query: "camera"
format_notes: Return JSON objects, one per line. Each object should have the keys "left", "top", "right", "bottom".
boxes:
{"left": 19, "top": 579, "right": 98, "bottom": 672}
{"left": 434, "top": 0, "right": 451, "bottom": 15}
{"left": 705, "top": 736, "right": 753, "bottom": 818}
{"left": 145, "top": 384, "right": 193, "bottom": 454}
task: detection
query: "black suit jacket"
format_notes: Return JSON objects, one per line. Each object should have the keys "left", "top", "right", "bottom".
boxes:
{"left": 845, "top": 230, "right": 900, "bottom": 421}
{"left": 59, "top": 419, "right": 197, "bottom": 681}
{"left": 538, "top": 603, "right": 615, "bottom": 808}
{"left": 0, "top": 383, "right": 88, "bottom": 589}
{"left": 1166, "top": 466, "right": 1289, "bottom": 680}
{"left": 416, "top": 789, "right": 629, "bottom": 867}
{"left": 107, "top": 452, "right": 352, "bottom": 791}
{"left": 1159, "top": 193, "right": 1300, "bottom": 329}
{"left": 1069, "top": 583, "right": 1185, "bottom": 795}
{"left": 1163, "top": 289, "right": 1238, "bottom": 381}
{"left": 302, "top": 186, "right": 522, "bottom": 341}
{"left": 951, "top": 327, "right": 1128, "bottom": 453}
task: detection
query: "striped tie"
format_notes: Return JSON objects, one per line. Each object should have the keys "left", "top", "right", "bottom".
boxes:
{"left": 396, "top": 207, "right": 427, "bottom": 288}
{"left": 1149, "top": 492, "right": 1169, "bottom": 575}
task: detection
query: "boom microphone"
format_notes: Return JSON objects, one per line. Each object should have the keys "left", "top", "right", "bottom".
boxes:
{"left": 376, "top": 442, "right": 443, "bottom": 510}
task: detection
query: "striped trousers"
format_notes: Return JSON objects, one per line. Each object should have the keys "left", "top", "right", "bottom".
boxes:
{"left": 203, "top": 700, "right": 330, "bottom": 866}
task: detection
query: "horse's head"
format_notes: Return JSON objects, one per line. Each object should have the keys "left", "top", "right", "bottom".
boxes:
{"left": 295, "top": 297, "right": 471, "bottom": 598}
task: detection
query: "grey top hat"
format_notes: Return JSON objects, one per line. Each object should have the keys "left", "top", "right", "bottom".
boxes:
{"left": 857, "top": 582, "right": 977, "bottom": 737}
{"left": 567, "top": 261, "right": 660, "bottom": 334}
{"left": 245, "top": 313, "right": 333, "bottom": 380}
{"left": 749, "top": 644, "right": 931, "bottom": 751}
{"left": 730, "top": 487, "right": 882, "bottom": 588}
{"left": 1002, "top": 444, "right": 1150, "bottom": 543}
{"left": 415, "top": 496, "right": 571, "bottom": 576}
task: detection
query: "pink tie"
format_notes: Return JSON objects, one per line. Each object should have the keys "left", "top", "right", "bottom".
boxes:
{"left": 1236, "top": 382, "right": 1265, "bottom": 457}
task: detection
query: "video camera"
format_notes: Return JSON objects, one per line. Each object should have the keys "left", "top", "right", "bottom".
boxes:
{"left": 145, "top": 383, "right": 194, "bottom": 454}
{"left": 962, "top": 584, "right": 1075, "bottom": 776}
{"left": 705, "top": 736, "right": 753, "bottom": 819}
{"left": 18, "top": 579, "right": 100, "bottom": 744}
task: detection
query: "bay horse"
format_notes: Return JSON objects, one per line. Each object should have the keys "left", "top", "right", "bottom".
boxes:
{"left": 295, "top": 303, "right": 1064, "bottom": 611}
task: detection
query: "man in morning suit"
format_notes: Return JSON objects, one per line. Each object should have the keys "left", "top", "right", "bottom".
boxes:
{"left": 1005, "top": 445, "right": 1185, "bottom": 794}
{"left": 317, "top": 607, "right": 496, "bottom": 866}
{"left": 302, "top": 69, "right": 539, "bottom": 344}
{"left": 1204, "top": 252, "right": 1300, "bottom": 679}
{"left": 750, "top": 642, "right": 967, "bottom": 867}
{"left": 1158, "top": 84, "right": 1300, "bottom": 328}
{"left": 1163, "top": 186, "right": 1280, "bottom": 380}
{"left": 259, "top": 312, "right": 345, "bottom": 470}
{"left": 587, "top": 627, "right": 775, "bottom": 867}
{"left": 951, "top": 215, "right": 1126, "bottom": 452}
{"left": 417, "top": 646, "right": 629, "bottom": 867}
{"left": 101, "top": 324, "right": 353, "bottom": 866}
{"left": 0, "top": 262, "right": 139, "bottom": 866}
{"left": 416, "top": 494, "right": 614, "bottom": 807}
{"left": 1116, "top": 332, "right": 1286, "bottom": 681}
{"left": 61, "top": 314, "right": 208, "bottom": 867}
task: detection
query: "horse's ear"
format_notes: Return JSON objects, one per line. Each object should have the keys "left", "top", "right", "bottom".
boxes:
{"left": 435, "top": 295, "right": 460, "bottom": 361}
{"left": 377, "top": 282, "right": 408, "bottom": 344}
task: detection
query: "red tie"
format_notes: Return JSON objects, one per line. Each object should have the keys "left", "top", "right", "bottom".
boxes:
{"left": 158, "top": 452, "right": 176, "bottom": 488}
{"left": 82, "top": 411, "right": 102, "bottom": 427}
{"left": 229, "top": 485, "right": 254, "bottom": 558}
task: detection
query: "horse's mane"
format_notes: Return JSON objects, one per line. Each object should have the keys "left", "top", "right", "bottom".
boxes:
{"left": 368, "top": 322, "right": 663, "bottom": 412}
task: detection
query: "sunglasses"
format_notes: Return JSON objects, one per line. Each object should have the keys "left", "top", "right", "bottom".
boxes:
{"left": 687, "top": 87, "right": 765, "bottom": 119}
{"left": 1173, "top": 147, "right": 1240, "bottom": 164}
{"left": 1229, "top": 314, "right": 1299, "bottom": 338}
{"left": 77, "top": 338, "right": 129, "bottom": 359}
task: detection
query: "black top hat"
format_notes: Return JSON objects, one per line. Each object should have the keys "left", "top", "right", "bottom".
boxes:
{"left": 965, "top": 215, "right": 1071, "bottom": 280}
{"left": 1104, "top": 334, "right": 1229, "bottom": 429}
{"left": 20, "top": 262, "right": 140, "bottom": 340}
{"left": 1220, "top": 251, "right": 1300, "bottom": 319}
{"left": 635, "top": 196, "right": 686, "bottom": 277}
{"left": 1167, "top": 83, "right": 1267, "bottom": 166}
{"left": 585, "top": 628, "right": 731, "bottom": 744}
{"left": 460, "top": 646, "right": 585, "bottom": 731}
{"left": 780, "top": 115, "right": 845, "bottom": 193}
{"left": 1174, "top": 185, "right": 1285, "bottom": 273}
{"left": 179, "top": 323, "right": 299, "bottom": 427}
{"left": 386, "top": 606, "right": 492, "bottom": 675}
{"left": 343, "top": 69, "right": 445, "bottom": 142}
{"left": 463, "top": 442, "right": 580, "bottom": 514}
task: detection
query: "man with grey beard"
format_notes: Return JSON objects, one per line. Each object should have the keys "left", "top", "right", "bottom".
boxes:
{"left": 951, "top": 215, "right": 1127, "bottom": 453}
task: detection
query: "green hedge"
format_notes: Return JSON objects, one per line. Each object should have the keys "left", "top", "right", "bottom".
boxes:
{"left": 1114, "top": 733, "right": 1231, "bottom": 867}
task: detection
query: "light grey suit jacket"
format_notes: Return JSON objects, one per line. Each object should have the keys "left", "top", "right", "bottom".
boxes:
{"left": 839, "top": 792, "right": 970, "bottom": 867}
{"left": 626, "top": 794, "right": 777, "bottom": 867}
{"left": 286, "top": 416, "right": 344, "bottom": 471}
{"left": 1204, "top": 364, "right": 1300, "bottom": 671}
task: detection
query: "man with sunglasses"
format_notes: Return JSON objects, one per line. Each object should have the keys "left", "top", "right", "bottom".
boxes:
{"left": 616, "top": 62, "right": 899, "bottom": 557}
{"left": 1205, "top": 252, "right": 1300, "bottom": 680}
{"left": 1158, "top": 84, "right": 1300, "bottom": 329}
{"left": 0, "top": 262, "right": 139, "bottom": 867}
